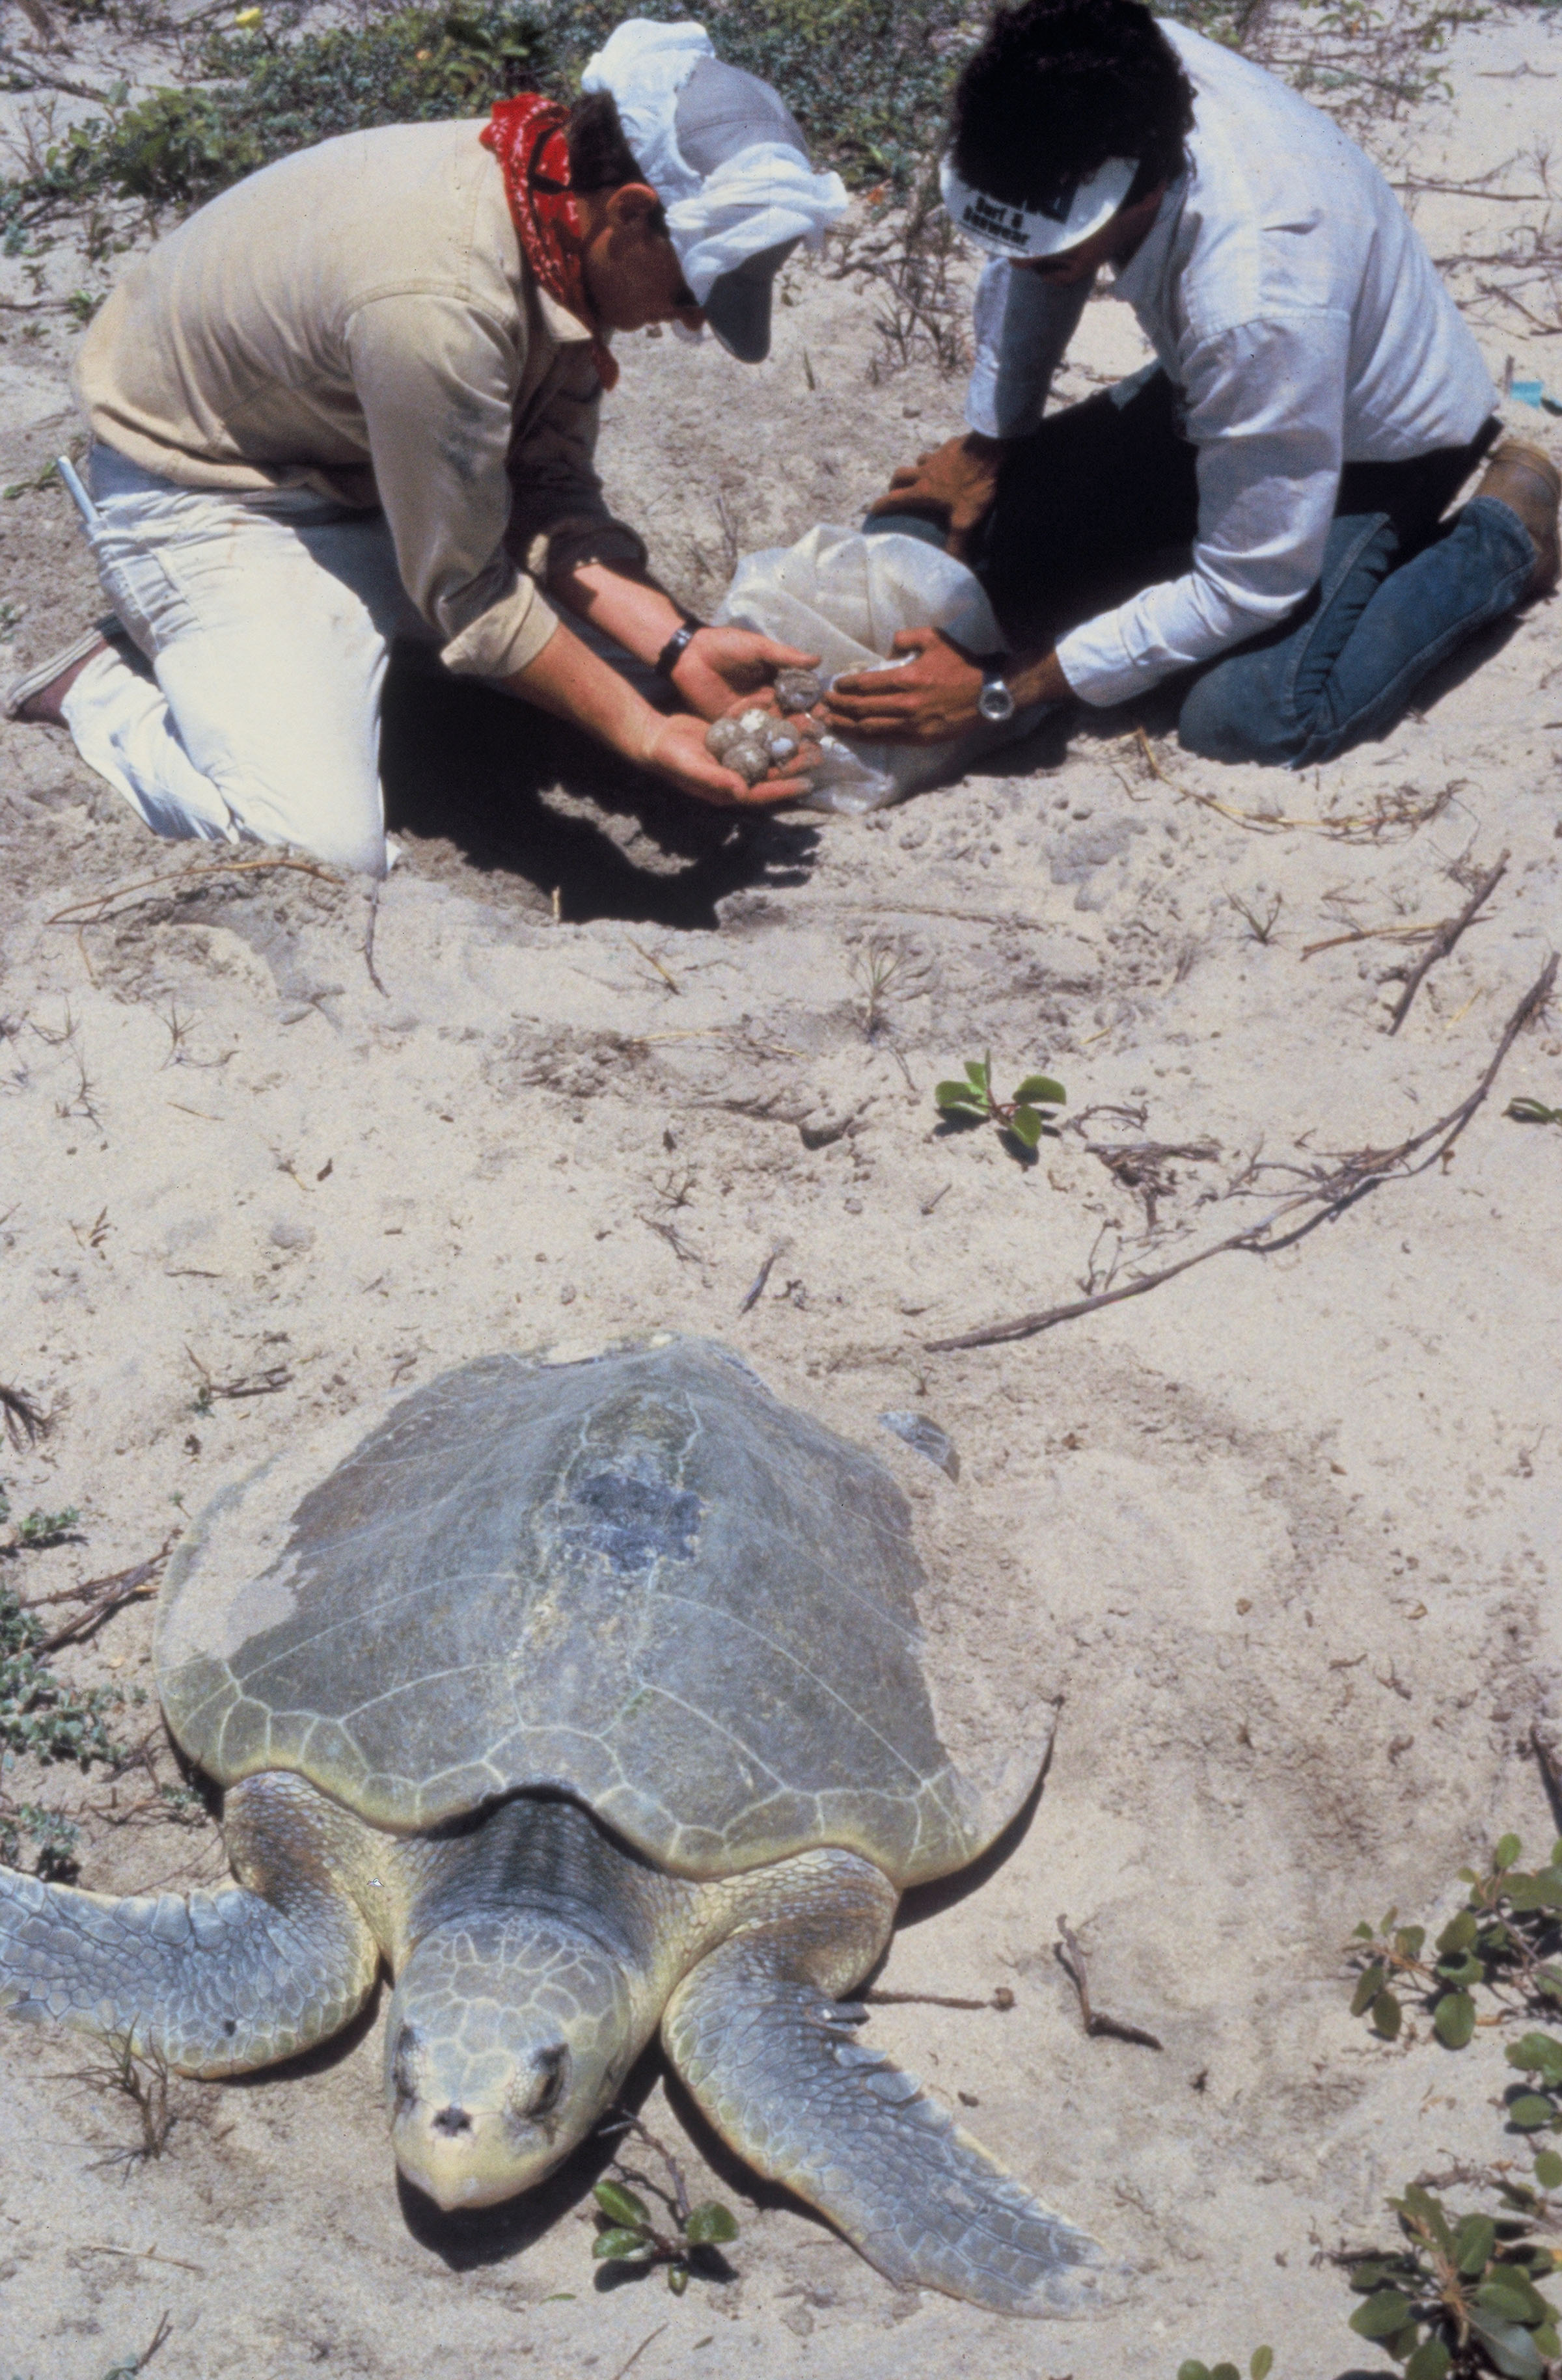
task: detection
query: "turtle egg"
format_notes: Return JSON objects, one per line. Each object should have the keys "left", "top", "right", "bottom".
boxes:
{"left": 767, "top": 735, "right": 799, "bottom": 761}
{"left": 705, "top": 717, "right": 746, "bottom": 759}
{"left": 737, "top": 708, "right": 771, "bottom": 735}
{"left": 774, "top": 668, "right": 824, "bottom": 715}
{"left": 726, "top": 737, "right": 773, "bottom": 784}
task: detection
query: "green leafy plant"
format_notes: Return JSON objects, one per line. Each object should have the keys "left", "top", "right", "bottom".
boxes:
{"left": 1506, "top": 1098, "right": 1562, "bottom": 1127}
{"left": 1504, "top": 2033, "right": 1562, "bottom": 2137}
{"left": 934, "top": 1056, "right": 1066, "bottom": 1152}
{"left": 16, "top": 1504, "right": 80, "bottom": 1548}
{"left": 0, "top": 0, "right": 973, "bottom": 234}
{"left": 591, "top": 2174, "right": 738, "bottom": 2295}
{"left": 1, "top": 1575, "right": 125, "bottom": 1766}
{"left": 0, "top": 1800, "right": 80, "bottom": 1879}
{"left": 1178, "top": 2347, "right": 1275, "bottom": 2379}
{"left": 1347, "top": 1838, "right": 1562, "bottom": 2044}
{"left": 1346, "top": 2182, "right": 1560, "bottom": 2377}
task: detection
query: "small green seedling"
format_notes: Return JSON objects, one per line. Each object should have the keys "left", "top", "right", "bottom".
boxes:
{"left": 1347, "top": 2181, "right": 1560, "bottom": 2377}
{"left": 16, "top": 1505, "right": 80, "bottom": 1548}
{"left": 591, "top": 2175, "right": 738, "bottom": 2295}
{"left": 1178, "top": 2347, "right": 1274, "bottom": 2379}
{"left": 934, "top": 1055, "right": 1065, "bottom": 1152}
{"left": 99, "top": 2310, "right": 171, "bottom": 2379}
{"left": 1505, "top": 1099, "right": 1562, "bottom": 1127}
{"left": 1347, "top": 1837, "right": 1562, "bottom": 2044}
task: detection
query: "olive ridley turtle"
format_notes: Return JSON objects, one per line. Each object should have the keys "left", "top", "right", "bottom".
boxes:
{"left": 0, "top": 1336, "right": 1113, "bottom": 2316}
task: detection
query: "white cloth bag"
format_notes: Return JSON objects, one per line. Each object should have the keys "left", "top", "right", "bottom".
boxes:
{"left": 713, "top": 523, "right": 1016, "bottom": 807}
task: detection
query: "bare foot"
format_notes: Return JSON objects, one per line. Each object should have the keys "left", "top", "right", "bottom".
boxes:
{"left": 12, "top": 637, "right": 108, "bottom": 725}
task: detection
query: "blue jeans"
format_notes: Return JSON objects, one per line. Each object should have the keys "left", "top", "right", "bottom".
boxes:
{"left": 894, "top": 368, "right": 1529, "bottom": 767}
{"left": 1177, "top": 491, "right": 1533, "bottom": 766}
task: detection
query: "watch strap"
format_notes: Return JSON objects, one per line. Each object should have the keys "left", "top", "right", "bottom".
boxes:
{"left": 655, "top": 617, "right": 704, "bottom": 681}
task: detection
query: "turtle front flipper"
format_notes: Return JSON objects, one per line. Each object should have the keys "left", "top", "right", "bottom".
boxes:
{"left": 663, "top": 1858, "right": 1121, "bottom": 2319}
{"left": 0, "top": 1774, "right": 379, "bottom": 2076}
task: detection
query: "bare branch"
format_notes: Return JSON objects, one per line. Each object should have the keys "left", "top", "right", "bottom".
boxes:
{"left": 927, "top": 954, "right": 1555, "bottom": 1352}
{"left": 1386, "top": 847, "right": 1509, "bottom": 1034}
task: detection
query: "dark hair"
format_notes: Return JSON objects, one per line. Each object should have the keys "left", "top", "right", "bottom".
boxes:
{"left": 951, "top": 0, "right": 1196, "bottom": 212}
{"left": 566, "top": 90, "right": 648, "bottom": 192}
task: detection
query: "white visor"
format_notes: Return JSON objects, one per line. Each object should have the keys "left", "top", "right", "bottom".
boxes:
{"left": 939, "top": 150, "right": 1137, "bottom": 259}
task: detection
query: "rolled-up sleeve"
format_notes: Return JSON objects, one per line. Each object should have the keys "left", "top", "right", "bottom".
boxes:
{"left": 1056, "top": 312, "right": 1351, "bottom": 707}
{"left": 345, "top": 290, "right": 558, "bottom": 681}
{"left": 965, "top": 259, "right": 1093, "bottom": 440}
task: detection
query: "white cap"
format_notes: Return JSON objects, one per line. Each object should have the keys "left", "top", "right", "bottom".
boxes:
{"left": 939, "top": 150, "right": 1137, "bottom": 260}
{"left": 581, "top": 20, "right": 848, "bottom": 360}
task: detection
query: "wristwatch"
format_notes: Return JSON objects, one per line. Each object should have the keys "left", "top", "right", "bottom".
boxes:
{"left": 977, "top": 657, "right": 1016, "bottom": 723}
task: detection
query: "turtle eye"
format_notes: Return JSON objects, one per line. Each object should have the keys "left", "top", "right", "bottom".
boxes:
{"left": 392, "top": 2023, "right": 423, "bottom": 2112}
{"left": 524, "top": 2044, "right": 570, "bottom": 2128}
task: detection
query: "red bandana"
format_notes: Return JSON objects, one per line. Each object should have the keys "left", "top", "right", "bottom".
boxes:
{"left": 482, "top": 94, "right": 620, "bottom": 391}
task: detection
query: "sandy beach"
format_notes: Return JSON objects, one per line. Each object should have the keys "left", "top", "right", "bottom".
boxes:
{"left": 1, "top": 6, "right": 1560, "bottom": 2373}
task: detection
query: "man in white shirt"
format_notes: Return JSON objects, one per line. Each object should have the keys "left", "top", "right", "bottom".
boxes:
{"left": 825, "top": 0, "right": 1559, "bottom": 768}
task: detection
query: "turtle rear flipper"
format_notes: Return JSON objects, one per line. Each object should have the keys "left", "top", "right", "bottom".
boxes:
{"left": 663, "top": 1891, "right": 1124, "bottom": 2318}
{"left": 0, "top": 1774, "right": 379, "bottom": 2075}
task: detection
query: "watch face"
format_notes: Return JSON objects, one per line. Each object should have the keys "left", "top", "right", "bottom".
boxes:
{"left": 978, "top": 680, "right": 1016, "bottom": 723}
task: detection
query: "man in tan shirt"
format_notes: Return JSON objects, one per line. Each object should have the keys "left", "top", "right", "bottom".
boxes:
{"left": 7, "top": 21, "right": 847, "bottom": 871}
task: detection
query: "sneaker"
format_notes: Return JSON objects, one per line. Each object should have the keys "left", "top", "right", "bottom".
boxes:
{"left": 5, "top": 623, "right": 114, "bottom": 723}
{"left": 1475, "top": 438, "right": 1560, "bottom": 601}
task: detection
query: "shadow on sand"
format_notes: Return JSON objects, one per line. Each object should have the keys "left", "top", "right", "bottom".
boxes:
{"left": 379, "top": 657, "right": 821, "bottom": 930}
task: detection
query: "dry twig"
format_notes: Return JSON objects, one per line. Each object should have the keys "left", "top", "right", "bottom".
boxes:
{"left": 61, "top": 2037, "right": 179, "bottom": 2172}
{"left": 927, "top": 954, "right": 1555, "bottom": 1352}
{"left": 737, "top": 1244, "right": 782, "bottom": 1314}
{"left": 637, "top": 1210, "right": 700, "bottom": 1266}
{"left": 865, "top": 1984, "right": 1016, "bottom": 2012}
{"left": 627, "top": 937, "right": 681, "bottom": 995}
{"left": 1054, "top": 1916, "right": 1164, "bottom": 2050}
{"left": 1077, "top": 1135, "right": 1221, "bottom": 1229}
{"left": 29, "top": 1534, "right": 179, "bottom": 1655}
{"left": 0, "top": 1382, "right": 48, "bottom": 1448}
{"left": 612, "top": 2329, "right": 668, "bottom": 2380}
{"left": 0, "top": 45, "right": 111, "bottom": 100}
{"left": 186, "top": 1348, "right": 292, "bottom": 1401}
{"left": 1386, "top": 848, "right": 1508, "bottom": 1035}
{"left": 363, "top": 876, "right": 387, "bottom": 998}
{"left": 1134, "top": 728, "right": 1455, "bottom": 843}
{"left": 1301, "top": 918, "right": 1441, "bottom": 959}
{"left": 47, "top": 853, "right": 341, "bottom": 926}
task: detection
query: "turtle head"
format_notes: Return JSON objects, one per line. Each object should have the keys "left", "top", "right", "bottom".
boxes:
{"left": 385, "top": 1912, "right": 634, "bottom": 2211}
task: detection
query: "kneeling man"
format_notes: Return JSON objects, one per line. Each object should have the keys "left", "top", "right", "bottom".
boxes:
{"left": 8, "top": 19, "right": 845, "bottom": 868}
{"left": 829, "top": 0, "right": 1558, "bottom": 768}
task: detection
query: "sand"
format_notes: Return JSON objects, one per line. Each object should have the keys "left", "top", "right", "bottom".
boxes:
{"left": 1, "top": 9, "right": 1560, "bottom": 2377}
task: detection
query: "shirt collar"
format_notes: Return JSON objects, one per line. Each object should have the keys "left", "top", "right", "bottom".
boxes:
{"left": 534, "top": 283, "right": 598, "bottom": 345}
{"left": 1107, "top": 171, "right": 1186, "bottom": 306}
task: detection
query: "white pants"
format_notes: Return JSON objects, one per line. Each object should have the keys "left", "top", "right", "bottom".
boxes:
{"left": 62, "top": 447, "right": 448, "bottom": 876}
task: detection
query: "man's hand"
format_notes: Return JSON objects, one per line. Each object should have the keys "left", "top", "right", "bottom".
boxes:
{"left": 822, "top": 627, "right": 986, "bottom": 745}
{"left": 671, "top": 627, "right": 820, "bottom": 722}
{"left": 824, "top": 632, "right": 1075, "bottom": 745}
{"left": 638, "top": 710, "right": 812, "bottom": 808}
{"left": 866, "top": 432, "right": 1011, "bottom": 559}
